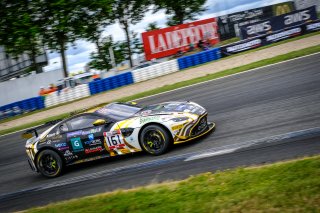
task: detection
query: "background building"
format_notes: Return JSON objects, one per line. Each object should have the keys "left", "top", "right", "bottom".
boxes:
{"left": 0, "top": 46, "right": 48, "bottom": 82}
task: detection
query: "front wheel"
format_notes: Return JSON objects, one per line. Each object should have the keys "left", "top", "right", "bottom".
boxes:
{"left": 140, "top": 125, "right": 172, "bottom": 156}
{"left": 36, "top": 150, "right": 63, "bottom": 178}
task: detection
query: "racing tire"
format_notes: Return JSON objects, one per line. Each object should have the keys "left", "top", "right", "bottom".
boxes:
{"left": 140, "top": 124, "right": 172, "bottom": 156}
{"left": 36, "top": 150, "right": 63, "bottom": 178}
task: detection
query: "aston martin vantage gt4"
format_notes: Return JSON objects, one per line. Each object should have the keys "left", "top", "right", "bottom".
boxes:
{"left": 24, "top": 101, "right": 215, "bottom": 177}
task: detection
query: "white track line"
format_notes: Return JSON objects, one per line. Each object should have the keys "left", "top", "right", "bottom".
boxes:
{"left": 1, "top": 52, "right": 319, "bottom": 138}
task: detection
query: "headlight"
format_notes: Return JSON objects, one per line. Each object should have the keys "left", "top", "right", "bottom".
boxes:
{"left": 171, "top": 117, "right": 190, "bottom": 122}
{"left": 120, "top": 128, "right": 134, "bottom": 137}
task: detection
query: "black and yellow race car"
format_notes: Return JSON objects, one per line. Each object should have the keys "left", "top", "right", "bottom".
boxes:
{"left": 24, "top": 101, "right": 215, "bottom": 177}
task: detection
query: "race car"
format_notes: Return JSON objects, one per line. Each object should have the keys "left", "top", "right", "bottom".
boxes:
{"left": 24, "top": 101, "right": 215, "bottom": 178}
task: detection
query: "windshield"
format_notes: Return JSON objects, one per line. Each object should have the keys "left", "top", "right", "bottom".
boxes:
{"left": 95, "top": 103, "right": 142, "bottom": 121}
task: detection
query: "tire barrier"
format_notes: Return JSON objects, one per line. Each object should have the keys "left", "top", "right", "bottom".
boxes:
{"left": 44, "top": 84, "right": 90, "bottom": 108}
{"left": 0, "top": 96, "right": 44, "bottom": 120}
{"left": 132, "top": 60, "right": 179, "bottom": 83}
{"left": 177, "top": 48, "right": 221, "bottom": 70}
{"left": 89, "top": 72, "right": 134, "bottom": 95}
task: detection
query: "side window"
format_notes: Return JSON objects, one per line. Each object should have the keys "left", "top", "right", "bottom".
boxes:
{"left": 66, "top": 115, "right": 101, "bottom": 131}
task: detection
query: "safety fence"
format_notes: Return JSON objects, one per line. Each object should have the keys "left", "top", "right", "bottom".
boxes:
{"left": 177, "top": 48, "right": 221, "bottom": 70}
{"left": 45, "top": 84, "right": 91, "bottom": 108}
{"left": 88, "top": 72, "right": 134, "bottom": 95}
{"left": 132, "top": 60, "right": 179, "bottom": 83}
{"left": 0, "top": 97, "right": 44, "bottom": 120}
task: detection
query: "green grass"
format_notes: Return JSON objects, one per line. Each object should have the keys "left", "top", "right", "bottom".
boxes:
{"left": 1, "top": 44, "right": 320, "bottom": 136}
{"left": 25, "top": 155, "right": 320, "bottom": 213}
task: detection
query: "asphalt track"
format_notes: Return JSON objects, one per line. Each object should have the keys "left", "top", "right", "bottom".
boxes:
{"left": 1, "top": 53, "right": 320, "bottom": 212}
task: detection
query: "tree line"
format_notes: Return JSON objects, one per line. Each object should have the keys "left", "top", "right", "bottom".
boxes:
{"left": 0, "top": 0, "right": 207, "bottom": 77}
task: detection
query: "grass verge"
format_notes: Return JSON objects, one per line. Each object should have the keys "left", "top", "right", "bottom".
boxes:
{"left": 1, "top": 44, "right": 320, "bottom": 136}
{"left": 25, "top": 155, "right": 320, "bottom": 213}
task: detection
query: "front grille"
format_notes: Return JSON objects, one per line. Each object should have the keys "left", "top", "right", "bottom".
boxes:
{"left": 190, "top": 115, "right": 208, "bottom": 136}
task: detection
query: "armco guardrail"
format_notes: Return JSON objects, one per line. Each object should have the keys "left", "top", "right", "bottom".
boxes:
{"left": 177, "top": 48, "right": 221, "bottom": 70}
{"left": 89, "top": 72, "right": 134, "bottom": 95}
{"left": 0, "top": 97, "right": 44, "bottom": 119}
{"left": 45, "top": 84, "right": 90, "bottom": 108}
{"left": 132, "top": 60, "right": 179, "bottom": 83}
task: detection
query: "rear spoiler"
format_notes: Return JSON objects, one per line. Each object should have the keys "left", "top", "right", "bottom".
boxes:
{"left": 22, "top": 119, "right": 62, "bottom": 139}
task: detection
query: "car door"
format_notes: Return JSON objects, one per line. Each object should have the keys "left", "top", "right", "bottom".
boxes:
{"left": 62, "top": 114, "right": 113, "bottom": 160}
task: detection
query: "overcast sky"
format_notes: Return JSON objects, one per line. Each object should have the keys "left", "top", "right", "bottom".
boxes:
{"left": 44, "top": 0, "right": 291, "bottom": 74}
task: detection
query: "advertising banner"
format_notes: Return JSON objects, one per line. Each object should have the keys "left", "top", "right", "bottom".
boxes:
{"left": 240, "top": 6, "right": 317, "bottom": 39}
{"left": 264, "top": 26, "right": 303, "bottom": 44}
{"left": 217, "top": 1, "right": 295, "bottom": 40}
{"left": 142, "top": 18, "right": 219, "bottom": 60}
{"left": 220, "top": 38, "right": 264, "bottom": 56}
{"left": 305, "top": 19, "right": 320, "bottom": 33}
{"left": 221, "top": 19, "right": 320, "bottom": 56}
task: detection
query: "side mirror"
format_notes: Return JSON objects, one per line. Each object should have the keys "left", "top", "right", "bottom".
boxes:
{"left": 93, "top": 119, "right": 107, "bottom": 126}
{"left": 22, "top": 133, "right": 33, "bottom": 139}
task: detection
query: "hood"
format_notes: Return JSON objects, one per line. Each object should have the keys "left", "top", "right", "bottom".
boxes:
{"left": 137, "top": 101, "right": 206, "bottom": 116}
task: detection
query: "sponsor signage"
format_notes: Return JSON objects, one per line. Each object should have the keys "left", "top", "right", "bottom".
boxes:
{"left": 221, "top": 38, "right": 264, "bottom": 55}
{"left": 142, "top": 18, "right": 219, "bottom": 60}
{"left": 217, "top": 1, "right": 295, "bottom": 40}
{"left": 240, "top": 6, "right": 317, "bottom": 39}
{"left": 265, "top": 26, "right": 302, "bottom": 44}
{"left": 221, "top": 21, "right": 320, "bottom": 56}
{"left": 305, "top": 19, "right": 320, "bottom": 32}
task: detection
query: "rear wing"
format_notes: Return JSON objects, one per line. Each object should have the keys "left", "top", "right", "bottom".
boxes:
{"left": 22, "top": 119, "right": 62, "bottom": 139}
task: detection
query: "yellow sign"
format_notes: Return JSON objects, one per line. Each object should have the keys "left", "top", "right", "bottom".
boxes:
{"left": 273, "top": 3, "right": 293, "bottom": 16}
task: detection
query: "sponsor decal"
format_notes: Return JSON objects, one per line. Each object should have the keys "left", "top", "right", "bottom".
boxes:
{"left": 142, "top": 18, "right": 219, "bottom": 60}
{"left": 67, "top": 130, "right": 82, "bottom": 138}
{"left": 88, "top": 133, "right": 94, "bottom": 141}
{"left": 84, "top": 139, "right": 102, "bottom": 146}
{"left": 64, "top": 150, "right": 73, "bottom": 157}
{"left": 55, "top": 142, "right": 67, "bottom": 148}
{"left": 85, "top": 146, "right": 103, "bottom": 154}
{"left": 81, "top": 127, "right": 102, "bottom": 135}
{"left": 65, "top": 155, "right": 79, "bottom": 161}
{"left": 103, "top": 130, "right": 121, "bottom": 137}
{"left": 70, "top": 137, "right": 84, "bottom": 152}
{"left": 140, "top": 116, "right": 160, "bottom": 124}
{"left": 55, "top": 142, "right": 69, "bottom": 150}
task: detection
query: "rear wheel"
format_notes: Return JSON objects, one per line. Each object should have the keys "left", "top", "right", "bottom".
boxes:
{"left": 36, "top": 150, "right": 63, "bottom": 178}
{"left": 140, "top": 125, "right": 172, "bottom": 155}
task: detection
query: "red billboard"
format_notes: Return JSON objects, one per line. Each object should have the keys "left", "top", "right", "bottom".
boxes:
{"left": 142, "top": 18, "right": 220, "bottom": 60}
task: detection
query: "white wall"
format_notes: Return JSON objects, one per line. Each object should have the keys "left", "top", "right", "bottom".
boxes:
{"left": 0, "top": 70, "right": 64, "bottom": 106}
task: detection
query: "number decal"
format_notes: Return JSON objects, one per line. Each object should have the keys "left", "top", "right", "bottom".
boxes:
{"left": 104, "top": 132, "right": 125, "bottom": 150}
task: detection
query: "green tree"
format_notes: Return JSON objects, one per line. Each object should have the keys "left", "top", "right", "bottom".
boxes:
{"left": 111, "top": 0, "right": 149, "bottom": 68}
{"left": 0, "top": 0, "right": 44, "bottom": 74}
{"left": 88, "top": 36, "right": 125, "bottom": 71}
{"left": 80, "top": 0, "right": 114, "bottom": 71}
{"left": 145, "top": 22, "right": 160, "bottom": 31}
{"left": 153, "top": 0, "right": 207, "bottom": 26}
{"left": 34, "top": 0, "right": 94, "bottom": 77}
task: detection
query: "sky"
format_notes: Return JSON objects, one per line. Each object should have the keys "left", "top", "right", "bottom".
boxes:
{"left": 43, "top": 0, "right": 292, "bottom": 74}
